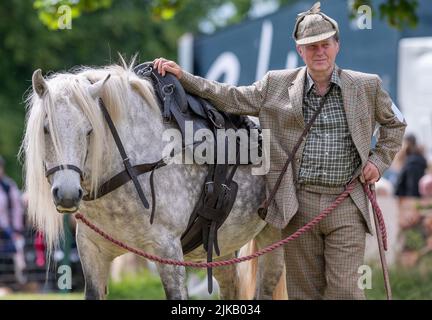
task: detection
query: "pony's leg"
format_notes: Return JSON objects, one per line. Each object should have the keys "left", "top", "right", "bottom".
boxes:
{"left": 213, "top": 253, "right": 239, "bottom": 299}
{"left": 254, "top": 224, "right": 286, "bottom": 300}
{"left": 154, "top": 238, "right": 188, "bottom": 300}
{"left": 76, "top": 231, "right": 114, "bottom": 300}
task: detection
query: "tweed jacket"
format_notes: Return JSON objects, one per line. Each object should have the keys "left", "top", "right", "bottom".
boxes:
{"left": 179, "top": 66, "right": 407, "bottom": 233}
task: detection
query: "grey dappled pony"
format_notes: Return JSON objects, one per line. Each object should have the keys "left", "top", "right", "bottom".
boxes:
{"left": 20, "top": 61, "right": 285, "bottom": 299}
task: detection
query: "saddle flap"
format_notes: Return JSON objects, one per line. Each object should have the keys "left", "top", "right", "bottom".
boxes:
{"left": 198, "top": 97, "right": 225, "bottom": 129}
{"left": 180, "top": 177, "right": 239, "bottom": 255}
{"left": 186, "top": 95, "right": 207, "bottom": 119}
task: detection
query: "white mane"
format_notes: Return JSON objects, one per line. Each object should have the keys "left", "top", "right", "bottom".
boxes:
{"left": 19, "top": 60, "right": 160, "bottom": 252}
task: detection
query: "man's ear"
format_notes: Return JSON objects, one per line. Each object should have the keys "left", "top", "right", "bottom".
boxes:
{"left": 296, "top": 45, "right": 303, "bottom": 57}
{"left": 334, "top": 39, "right": 340, "bottom": 54}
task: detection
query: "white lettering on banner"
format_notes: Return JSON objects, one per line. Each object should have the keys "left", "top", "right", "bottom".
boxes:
{"left": 286, "top": 51, "right": 299, "bottom": 69}
{"left": 206, "top": 52, "right": 240, "bottom": 85}
{"left": 256, "top": 20, "right": 273, "bottom": 81}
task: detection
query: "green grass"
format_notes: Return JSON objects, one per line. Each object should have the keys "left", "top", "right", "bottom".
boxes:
{"left": 3, "top": 259, "right": 432, "bottom": 300}
{"left": 107, "top": 268, "right": 215, "bottom": 300}
{"left": 366, "top": 257, "right": 432, "bottom": 300}
{"left": 0, "top": 269, "right": 206, "bottom": 300}
{"left": 107, "top": 268, "right": 165, "bottom": 300}
{"left": 107, "top": 262, "right": 432, "bottom": 300}
{"left": 0, "top": 293, "right": 83, "bottom": 300}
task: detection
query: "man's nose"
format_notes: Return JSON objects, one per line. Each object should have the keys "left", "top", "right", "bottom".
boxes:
{"left": 316, "top": 46, "right": 326, "bottom": 55}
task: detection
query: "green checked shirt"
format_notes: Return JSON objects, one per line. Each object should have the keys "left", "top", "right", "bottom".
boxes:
{"left": 298, "top": 67, "right": 361, "bottom": 187}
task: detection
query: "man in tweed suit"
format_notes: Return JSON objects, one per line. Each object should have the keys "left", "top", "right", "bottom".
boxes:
{"left": 154, "top": 1, "right": 406, "bottom": 299}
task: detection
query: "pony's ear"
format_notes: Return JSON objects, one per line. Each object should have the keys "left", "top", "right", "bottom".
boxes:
{"left": 88, "top": 74, "right": 111, "bottom": 100}
{"left": 32, "top": 69, "right": 48, "bottom": 98}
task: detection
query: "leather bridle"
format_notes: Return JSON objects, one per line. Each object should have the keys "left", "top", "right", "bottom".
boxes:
{"left": 45, "top": 97, "right": 167, "bottom": 224}
{"left": 45, "top": 164, "right": 84, "bottom": 181}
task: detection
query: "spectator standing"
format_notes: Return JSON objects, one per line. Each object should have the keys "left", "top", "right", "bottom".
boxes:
{"left": 395, "top": 134, "right": 427, "bottom": 197}
{"left": 0, "top": 155, "right": 26, "bottom": 285}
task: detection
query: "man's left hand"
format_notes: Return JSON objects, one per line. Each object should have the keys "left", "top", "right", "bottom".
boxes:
{"left": 361, "top": 161, "right": 380, "bottom": 184}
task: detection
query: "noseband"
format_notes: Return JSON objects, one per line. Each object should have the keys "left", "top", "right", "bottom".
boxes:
{"left": 45, "top": 164, "right": 84, "bottom": 180}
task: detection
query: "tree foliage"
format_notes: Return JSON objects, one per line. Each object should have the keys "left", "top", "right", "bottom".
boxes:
{"left": 33, "top": 0, "right": 113, "bottom": 29}
{"left": 34, "top": 0, "right": 419, "bottom": 31}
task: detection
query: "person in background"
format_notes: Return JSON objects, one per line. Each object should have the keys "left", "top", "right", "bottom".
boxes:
{"left": 394, "top": 135, "right": 430, "bottom": 267}
{"left": 419, "top": 170, "right": 432, "bottom": 198}
{"left": 0, "top": 155, "right": 26, "bottom": 284}
{"left": 395, "top": 134, "right": 427, "bottom": 198}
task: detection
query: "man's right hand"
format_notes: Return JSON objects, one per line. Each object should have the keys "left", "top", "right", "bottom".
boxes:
{"left": 153, "top": 57, "right": 183, "bottom": 79}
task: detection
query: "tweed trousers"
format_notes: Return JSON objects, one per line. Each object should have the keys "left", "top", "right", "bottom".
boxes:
{"left": 282, "top": 182, "right": 367, "bottom": 300}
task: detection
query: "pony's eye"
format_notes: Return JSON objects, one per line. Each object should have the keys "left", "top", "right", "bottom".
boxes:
{"left": 87, "top": 129, "right": 93, "bottom": 137}
{"left": 44, "top": 125, "right": 49, "bottom": 135}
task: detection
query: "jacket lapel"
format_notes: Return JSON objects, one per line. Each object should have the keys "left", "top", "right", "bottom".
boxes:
{"left": 288, "top": 67, "right": 307, "bottom": 128}
{"left": 340, "top": 69, "right": 367, "bottom": 164}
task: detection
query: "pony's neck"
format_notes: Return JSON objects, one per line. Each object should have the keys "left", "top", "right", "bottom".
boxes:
{"left": 122, "top": 89, "right": 166, "bottom": 159}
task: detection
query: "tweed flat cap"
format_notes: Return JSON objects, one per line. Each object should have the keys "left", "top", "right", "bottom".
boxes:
{"left": 292, "top": 2, "right": 339, "bottom": 45}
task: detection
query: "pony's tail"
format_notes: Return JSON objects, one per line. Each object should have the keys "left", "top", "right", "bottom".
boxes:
{"left": 237, "top": 239, "right": 288, "bottom": 300}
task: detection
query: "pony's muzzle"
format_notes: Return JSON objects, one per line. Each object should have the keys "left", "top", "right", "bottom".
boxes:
{"left": 52, "top": 185, "right": 83, "bottom": 213}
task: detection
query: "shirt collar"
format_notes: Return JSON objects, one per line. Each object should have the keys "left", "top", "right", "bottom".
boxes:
{"left": 305, "top": 66, "right": 341, "bottom": 93}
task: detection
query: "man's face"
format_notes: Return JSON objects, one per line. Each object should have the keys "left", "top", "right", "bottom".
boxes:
{"left": 296, "top": 37, "right": 339, "bottom": 73}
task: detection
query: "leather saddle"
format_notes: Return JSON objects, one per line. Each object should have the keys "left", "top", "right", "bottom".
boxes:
{"left": 134, "top": 62, "right": 262, "bottom": 292}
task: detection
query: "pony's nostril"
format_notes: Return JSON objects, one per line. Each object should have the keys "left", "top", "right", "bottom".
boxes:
{"left": 52, "top": 187, "right": 60, "bottom": 201}
{"left": 52, "top": 186, "right": 81, "bottom": 210}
